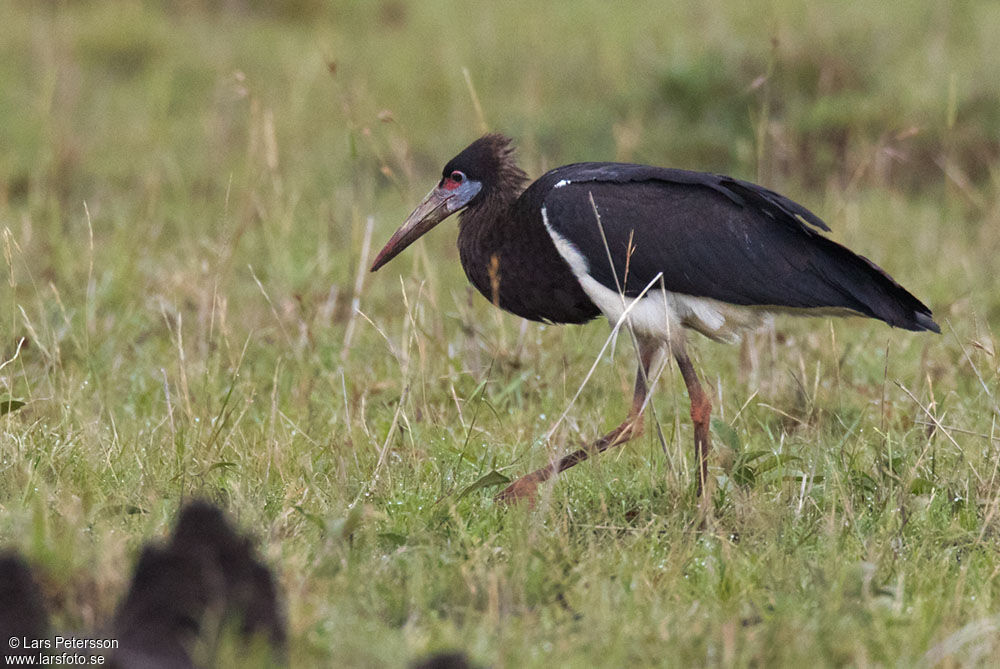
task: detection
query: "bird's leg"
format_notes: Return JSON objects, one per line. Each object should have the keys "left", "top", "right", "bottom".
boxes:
{"left": 495, "top": 338, "right": 659, "bottom": 505}
{"left": 673, "top": 345, "right": 712, "bottom": 496}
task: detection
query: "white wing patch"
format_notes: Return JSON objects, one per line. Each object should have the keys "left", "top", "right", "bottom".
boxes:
{"left": 553, "top": 179, "right": 571, "bottom": 189}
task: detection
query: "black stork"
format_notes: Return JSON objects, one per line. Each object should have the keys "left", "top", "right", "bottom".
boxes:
{"left": 370, "top": 134, "right": 939, "bottom": 503}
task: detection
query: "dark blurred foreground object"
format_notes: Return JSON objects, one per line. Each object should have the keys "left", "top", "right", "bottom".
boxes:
{"left": 0, "top": 551, "right": 50, "bottom": 660}
{"left": 110, "top": 500, "right": 285, "bottom": 668}
{"left": 0, "top": 501, "right": 285, "bottom": 667}
{"left": 371, "top": 134, "right": 939, "bottom": 503}
{"left": 2, "top": 504, "right": 477, "bottom": 667}
{"left": 411, "top": 650, "right": 475, "bottom": 669}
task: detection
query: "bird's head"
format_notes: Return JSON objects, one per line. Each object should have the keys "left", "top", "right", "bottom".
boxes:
{"left": 370, "top": 134, "right": 525, "bottom": 272}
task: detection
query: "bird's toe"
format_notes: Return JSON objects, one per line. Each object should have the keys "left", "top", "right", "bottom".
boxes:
{"left": 494, "top": 475, "right": 544, "bottom": 506}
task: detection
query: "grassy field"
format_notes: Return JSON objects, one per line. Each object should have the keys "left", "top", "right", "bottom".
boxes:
{"left": 2, "top": 1, "right": 999, "bottom": 666}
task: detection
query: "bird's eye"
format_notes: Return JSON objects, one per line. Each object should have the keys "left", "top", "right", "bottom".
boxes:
{"left": 450, "top": 171, "right": 464, "bottom": 183}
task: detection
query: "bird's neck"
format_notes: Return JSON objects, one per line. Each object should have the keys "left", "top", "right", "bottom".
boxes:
{"left": 457, "top": 189, "right": 512, "bottom": 233}
{"left": 455, "top": 184, "right": 526, "bottom": 311}
{"left": 458, "top": 159, "right": 528, "bottom": 227}
{"left": 454, "top": 166, "right": 598, "bottom": 324}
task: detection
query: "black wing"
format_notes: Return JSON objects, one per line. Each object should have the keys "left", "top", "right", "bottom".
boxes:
{"left": 531, "top": 162, "right": 938, "bottom": 332}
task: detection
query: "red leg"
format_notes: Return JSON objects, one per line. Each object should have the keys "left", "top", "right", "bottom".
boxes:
{"left": 496, "top": 337, "right": 661, "bottom": 504}
{"left": 673, "top": 346, "right": 712, "bottom": 496}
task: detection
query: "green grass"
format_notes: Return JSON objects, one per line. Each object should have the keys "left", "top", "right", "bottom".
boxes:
{"left": 1, "top": 1, "right": 999, "bottom": 666}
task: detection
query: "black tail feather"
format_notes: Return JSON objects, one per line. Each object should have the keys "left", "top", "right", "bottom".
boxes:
{"left": 810, "top": 237, "right": 938, "bottom": 333}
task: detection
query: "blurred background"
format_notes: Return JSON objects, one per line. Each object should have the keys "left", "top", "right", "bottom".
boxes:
{"left": 2, "top": 1, "right": 997, "bottom": 333}
{"left": 1, "top": 1, "right": 999, "bottom": 665}
{"left": 3, "top": 1, "right": 998, "bottom": 259}
{"left": 3, "top": 1, "right": 998, "bottom": 328}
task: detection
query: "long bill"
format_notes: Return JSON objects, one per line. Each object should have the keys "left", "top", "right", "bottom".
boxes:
{"left": 370, "top": 187, "right": 454, "bottom": 272}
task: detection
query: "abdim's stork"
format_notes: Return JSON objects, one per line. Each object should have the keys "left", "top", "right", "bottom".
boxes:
{"left": 371, "top": 134, "right": 939, "bottom": 502}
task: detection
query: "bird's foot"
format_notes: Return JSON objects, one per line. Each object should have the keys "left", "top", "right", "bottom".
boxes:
{"left": 494, "top": 470, "right": 550, "bottom": 506}
{"left": 495, "top": 416, "right": 644, "bottom": 507}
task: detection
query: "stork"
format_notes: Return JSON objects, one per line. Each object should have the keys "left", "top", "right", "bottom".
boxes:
{"left": 371, "top": 134, "right": 938, "bottom": 503}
